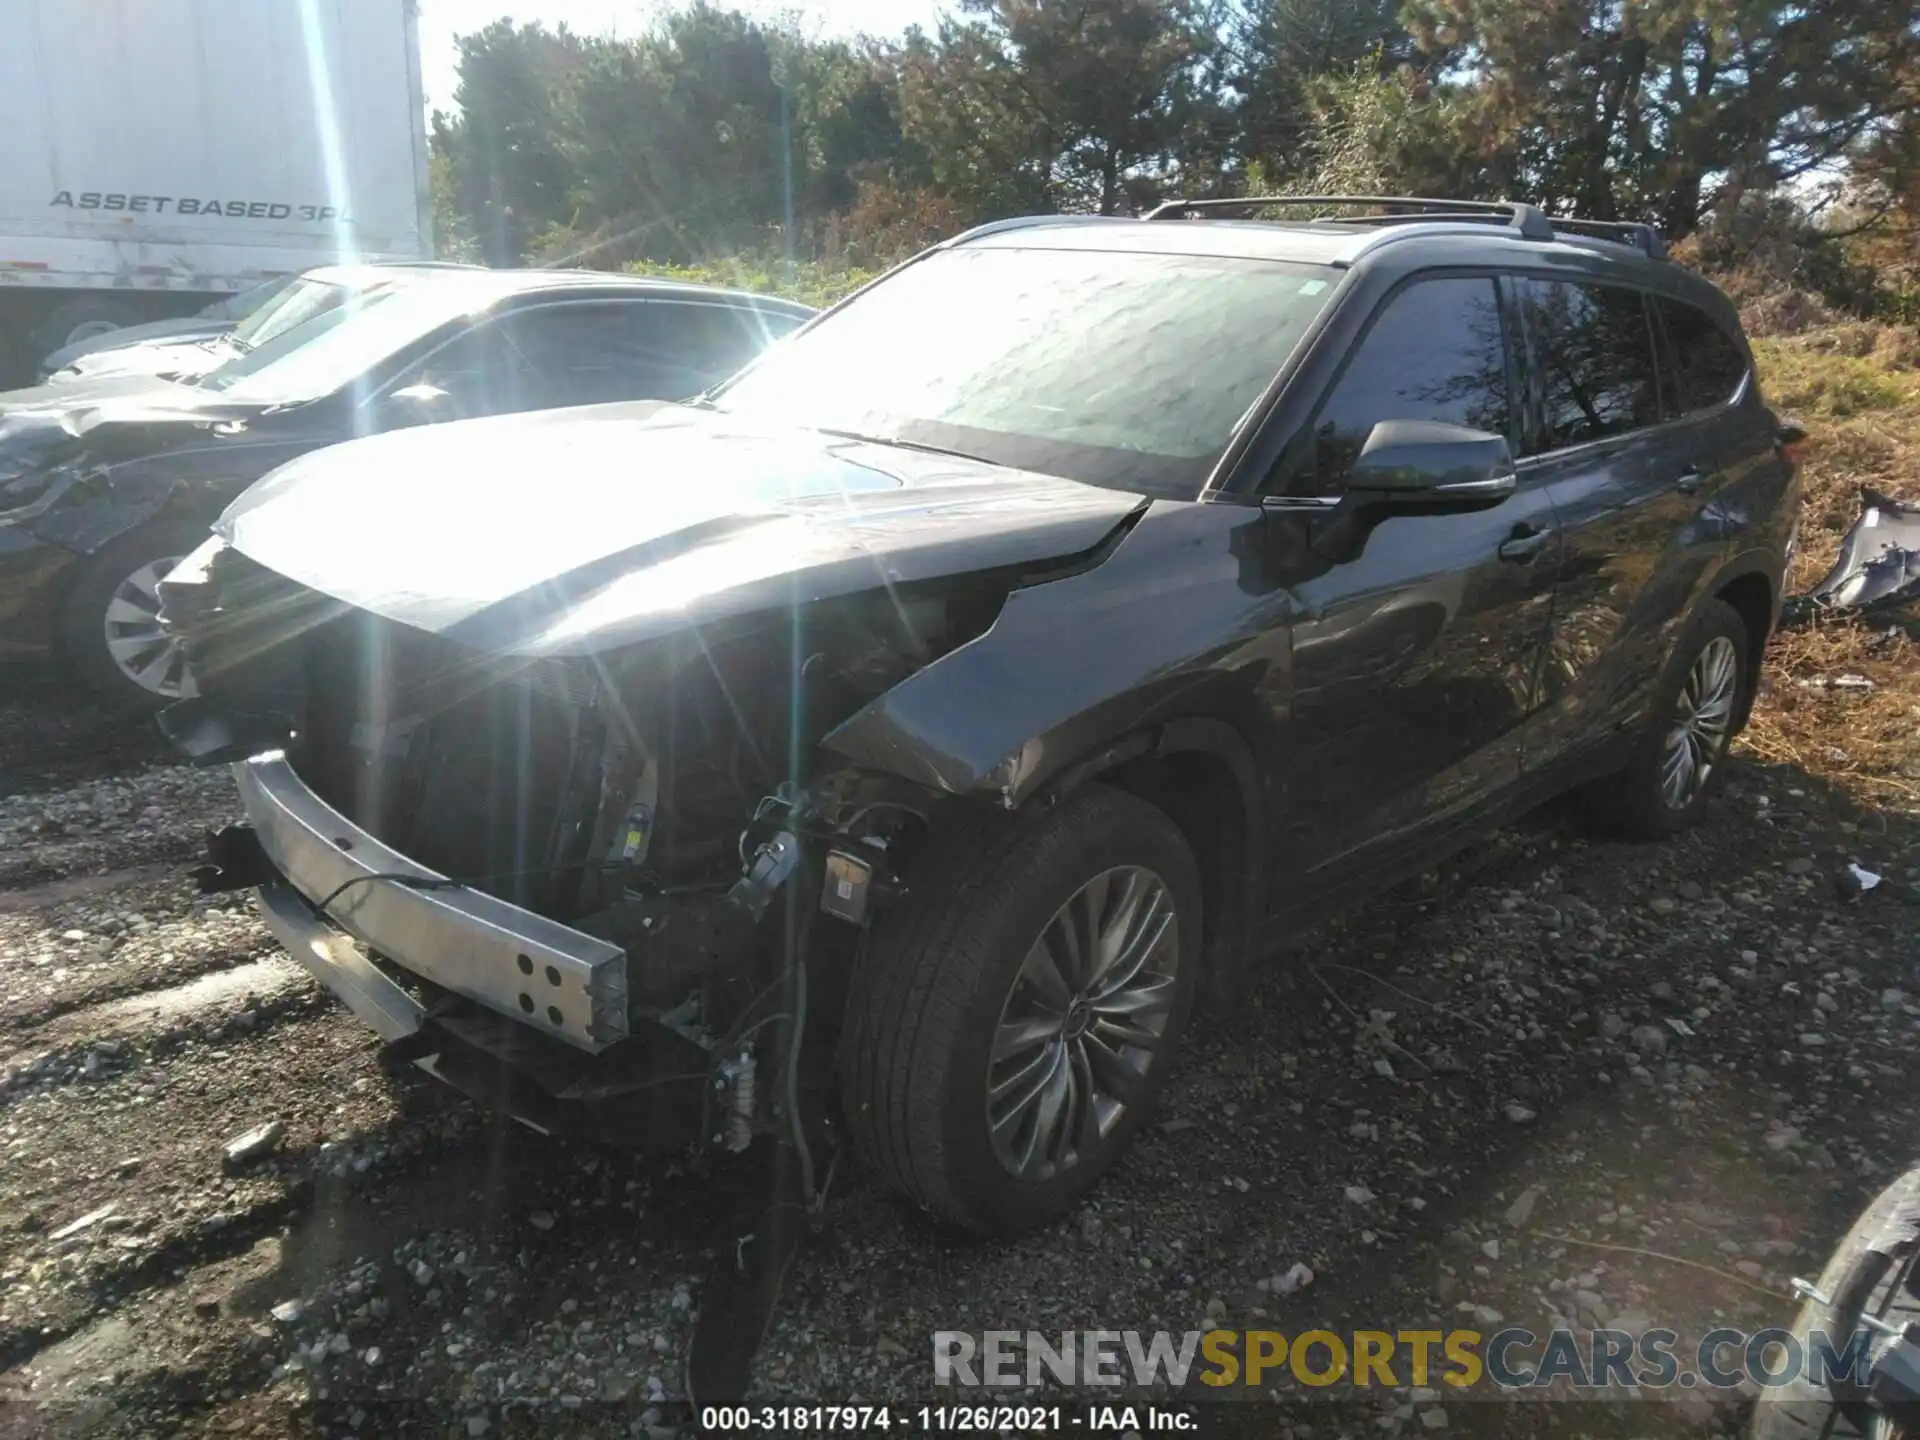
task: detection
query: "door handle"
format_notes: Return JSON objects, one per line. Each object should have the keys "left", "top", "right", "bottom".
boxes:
{"left": 1497, "top": 526, "right": 1552, "bottom": 563}
{"left": 1675, "top": 466, "right": 1706, "bottom": 495}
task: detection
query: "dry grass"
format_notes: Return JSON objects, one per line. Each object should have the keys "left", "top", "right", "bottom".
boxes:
{"left": 1741, "top": 316, "right": 1920, "bottom": 811}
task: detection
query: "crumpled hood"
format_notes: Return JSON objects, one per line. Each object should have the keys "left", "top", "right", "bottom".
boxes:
{"left": 218, "top": 401, "right": 1147, "bottom": 655}
{"left": 0, "top": 380, "right": 259, "bottom": 474}
{"left": 0, "top": 377, "right": 172, "bottom": 473}
{"left": 59, "top": 336, "right": 231, "bottom": 383}
{"left": 42, "top": 316, "right": 230, "bottom": 374}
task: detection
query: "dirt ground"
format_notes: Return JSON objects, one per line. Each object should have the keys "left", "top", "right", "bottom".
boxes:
{"left": 1, "top": 327, "right": 1917, "bottom": 1439}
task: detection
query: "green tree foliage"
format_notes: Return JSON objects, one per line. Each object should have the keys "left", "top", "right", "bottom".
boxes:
{"left": 554, "top": 4, "right": 799, "bottom": 264}
{"left": 437, "top": 5, "right": 916, "bottom": 266}
{"left": 1401, "top": 0, "right": 1920, "bottom": 234}
{"left": 430, "top": 0, "right": 1919, "bottom": 297}
{"left": 900, "top": 0, "right": 1223, "bottom": 217}
{"left": 434, "top": 20, "right": 596, "bottom": 264}
{"left": 1226, "top": 0, "right": 1417, "bottom": 177}
{"left": 1261, "top": 66, "right": 1498, "bottom": 198}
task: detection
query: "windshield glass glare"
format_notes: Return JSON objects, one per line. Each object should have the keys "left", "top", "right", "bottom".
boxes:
{"left": 202, "top": 273, "right": 297, "bottom": 323}
{"left": 228, "top": 277, "right": 355, "bottom": 349}
{"left": 714, "top": 245, "right": 1339, "bottom": 495}
{"left": 225, "top": 269, "right": 445, "bottom": 355}
{"left": 198, "top": 276, "right": 500, "bottom": 404}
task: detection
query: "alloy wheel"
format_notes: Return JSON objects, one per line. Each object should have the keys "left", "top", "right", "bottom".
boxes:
{"left": 986, "top": 865, "right": 1180, "bottom": 1181}
{"left": 1659, "top": 635, "right": 1738, "bottom": 810}
{"left": 102, "top": 556, "right": 197, "bottom": 699}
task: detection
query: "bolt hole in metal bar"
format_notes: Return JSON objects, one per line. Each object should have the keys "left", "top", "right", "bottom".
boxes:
{"left": 235, "top": 753, "right": 627, "bottom": 1052}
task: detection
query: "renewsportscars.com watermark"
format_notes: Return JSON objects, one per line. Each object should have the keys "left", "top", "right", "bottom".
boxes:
{"left": 934, "top": 1327, "right": 1873, "bottom": 1392}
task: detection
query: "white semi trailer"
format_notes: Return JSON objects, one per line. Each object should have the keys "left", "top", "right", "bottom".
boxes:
{"left": 0, "top": 0, "right": 434, "bottom": 378}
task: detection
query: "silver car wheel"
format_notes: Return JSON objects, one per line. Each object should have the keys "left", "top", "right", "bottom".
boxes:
{"left": 102, "top": 556, "right": 197, "bottom": 699}
{"left": 986, "top": 865, "right": 1179, "bottom": 1181}
{"left": 1659, "top": 635, "right": 1738, "bottom": 810}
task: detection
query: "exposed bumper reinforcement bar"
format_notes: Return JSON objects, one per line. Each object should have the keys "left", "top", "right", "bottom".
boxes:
{"left": 233, "top": 750, "right": 630, "bottom": 1053}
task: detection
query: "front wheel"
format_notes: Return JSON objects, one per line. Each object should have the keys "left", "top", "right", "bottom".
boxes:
{"left": 59, "top": 519, "right": 208, "bottom": 707}
{"left": 839, "top": 785, "right": 1201, "bottom": 1235}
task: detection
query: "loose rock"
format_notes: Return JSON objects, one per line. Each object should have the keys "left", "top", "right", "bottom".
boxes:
{"left": 222, "top": 1119, "right": 285, "bottom": 1166}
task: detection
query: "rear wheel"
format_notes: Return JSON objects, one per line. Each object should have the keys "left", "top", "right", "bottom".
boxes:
{"left": 1583, "top": 597, "right": 1749, "bottom": 838}
{"left": 59, "top": 519, "right": 207, "bottom": 707}
{"left": 839, "top": 785, "right": 1201, "bottom": 1235}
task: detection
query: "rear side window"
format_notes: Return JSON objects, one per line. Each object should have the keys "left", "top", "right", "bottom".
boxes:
{"left": 1520, "top": 280, "right": 1660, "bottom": 452}
{"left": 377, "top": 302, "right": 650, "bottom": 418}
{"left": 1656, "top": 298, "right": 1748, "bottom": 413}
{"left": 641, "top": 303, "right": 804, "bottom": 393}
{"left": 1297, "top": 276, "right": 1511, "bottom": 493}
{"left": 493, "top": 302, "right": 658, "bottom": 408}
{"left": 510, "top": 301, "right": 806, "bottom": 405}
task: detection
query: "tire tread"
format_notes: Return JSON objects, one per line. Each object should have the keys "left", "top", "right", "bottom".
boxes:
{"left": 840, "top": 786, "right": 1197, "bottom": 1232}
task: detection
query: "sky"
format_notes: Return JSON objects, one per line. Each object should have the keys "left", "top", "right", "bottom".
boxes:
{"left": 417, "top": 0, "right": 948, "bottom": 115}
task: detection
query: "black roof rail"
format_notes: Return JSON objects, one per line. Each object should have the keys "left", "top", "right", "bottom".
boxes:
{"left": 1144, "top": 194, "right": 1669, "bottom": 260}
{"left": 1145, "top": 195, "right": 1555, "bottom": 241}
{"left": 1541, "top": 216, "right": 1669, "bottom": 260}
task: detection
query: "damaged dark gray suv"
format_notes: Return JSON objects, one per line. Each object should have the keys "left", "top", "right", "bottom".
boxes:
{"left": 161, "top": 197, "right": 1801, "bottom": 1237}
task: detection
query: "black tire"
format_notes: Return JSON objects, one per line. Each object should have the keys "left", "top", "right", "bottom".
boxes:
{"left": 1583, "top": 597, "right": 1750, "bottom": 838}
{"left": 59, "top": 518, "right": 210, "bottom": 708}
{"left": 31, "top": 296, "right": 149, "bottom": 362}
{"left": 1750, "top": 1167, "right": 1920, "bottom": 1440}
{"left": 839, "top": 784, "right": 1202, "bottom": 1236}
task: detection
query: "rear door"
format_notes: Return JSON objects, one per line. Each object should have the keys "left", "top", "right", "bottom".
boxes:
{"left": 1267, "top": 273, "right": 1563, "bottom": 876}
{"left": 1515, "top": 276, "right": 1723, "bottom": 769}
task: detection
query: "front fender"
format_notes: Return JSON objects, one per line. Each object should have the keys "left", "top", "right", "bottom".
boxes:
{"left": 817, "top": 500, "right": 1295, "bottom": 807}
{"left": 24, "top": 490, "right": 165, "bottom": 555}
{"left": 27, "top": 463, "right": 256, "bottom": 555}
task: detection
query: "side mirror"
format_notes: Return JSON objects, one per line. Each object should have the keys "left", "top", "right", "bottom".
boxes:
{"left": 1347, "top": 420, "right": 1516, "bottom": 507}
{"left": 379, "top": 381, "right": 452, "bottom": 429}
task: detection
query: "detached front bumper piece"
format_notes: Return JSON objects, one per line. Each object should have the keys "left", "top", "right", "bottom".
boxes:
{"left": 233, "top": 750, "right": 630, "bottom": 1053}
{"left": 255, "top": 882, "right": 426, "bottom": 1042}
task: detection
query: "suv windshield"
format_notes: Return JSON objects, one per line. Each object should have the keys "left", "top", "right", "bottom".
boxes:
{"left": 200, "top": 273, "right": 297, "bottom": 324}
{"left": 197, "top": 275, "right": 502, "bottom": 405}
{"left": 713, "top": 244, "right": 1339, "bottom": 495}
{"left": 226, "top": 275, "right": 366, "bottom": 352}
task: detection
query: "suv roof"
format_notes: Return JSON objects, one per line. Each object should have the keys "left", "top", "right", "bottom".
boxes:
{"left": 474, "top": 266, "right": 817, "bottom": 318}
{"left": 947, "top": 194, "right": 1732, "bottom": 326}
{"left": 284, "top": 264, "right": 812, "bottom": 320}
{"left": 1147, "top": 195, "right": 1667, "bottom": 258}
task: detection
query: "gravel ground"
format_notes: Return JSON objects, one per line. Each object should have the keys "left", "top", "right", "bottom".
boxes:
{"left": 1, "top": 652, "right": 1916, "bottom": 1440}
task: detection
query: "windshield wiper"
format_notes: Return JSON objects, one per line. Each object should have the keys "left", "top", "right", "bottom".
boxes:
{"left": 813, "top": 427, "right": 987, "bottom": 465}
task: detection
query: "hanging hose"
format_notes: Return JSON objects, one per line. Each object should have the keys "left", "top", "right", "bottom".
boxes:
{"left": 785, "top": 953, "right": 816, "bottom": 1206}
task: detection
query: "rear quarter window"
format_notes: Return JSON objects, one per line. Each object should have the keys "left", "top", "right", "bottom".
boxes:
{"left": 1655, "top": 297, "right": 1749, "bottom": 414}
